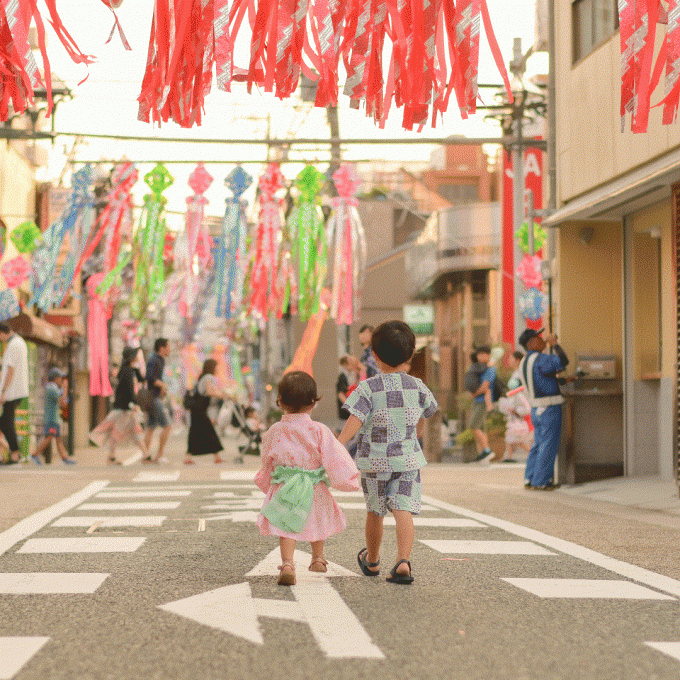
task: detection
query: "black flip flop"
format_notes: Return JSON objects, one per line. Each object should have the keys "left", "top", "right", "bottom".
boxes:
{"left": 386, "top": 559, "right": 414, "bottom": 585}
{"left": 357, "top": 548, "right": 380, "bottom": 576}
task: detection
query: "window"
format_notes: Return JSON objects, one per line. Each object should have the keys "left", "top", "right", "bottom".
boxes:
{"left": 572, "top": 0, "right": 618, "bottom": 63}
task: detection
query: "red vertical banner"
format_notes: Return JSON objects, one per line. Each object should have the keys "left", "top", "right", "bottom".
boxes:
{"left": 501, "top": 150, "right": 515, "bottom": 345}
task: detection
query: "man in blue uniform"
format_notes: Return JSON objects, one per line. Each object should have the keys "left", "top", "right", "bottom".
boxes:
{"left": 517, "top": 328, "right": 569, "bottom": 490}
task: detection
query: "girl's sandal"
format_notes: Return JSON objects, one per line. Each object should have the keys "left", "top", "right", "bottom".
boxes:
{"left": 277, "top": 561, "right": 296, "bottom": 586}
{"left": 308, "top": 557, "right": 328, "bottom": 573}
{"left": 184, "top": 458, "right": 195, "bottom": 465}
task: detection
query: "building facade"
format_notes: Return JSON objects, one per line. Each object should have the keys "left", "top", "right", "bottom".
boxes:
{"left": 546, "top": 1, "right": 679, "bottom": 481}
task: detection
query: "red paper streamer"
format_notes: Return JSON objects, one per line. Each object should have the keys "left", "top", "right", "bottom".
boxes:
{"left": 139, "top": 0, "right": 512, "bottom": 130}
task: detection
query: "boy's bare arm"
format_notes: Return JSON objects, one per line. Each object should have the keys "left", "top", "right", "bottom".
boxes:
{"left": 416, "top": 417, "right": 426, "bottom": 438}
{"left": 338, "top": 415, "right": 362, "bottom": 445}
{"left": 470, "top": 380, "right": 489, "bottom": 398}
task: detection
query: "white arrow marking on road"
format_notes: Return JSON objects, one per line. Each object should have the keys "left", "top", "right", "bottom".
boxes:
{"left": 159, "top": 578, "right": 383, "bottom": 658}
{"left": 133, "top": 472, "right": 180, "bottom": 482}
{"left": 645, "top": 642, "right": 680, "bottom": 663}
{"left": 18, "top": 537, "right": 146, "bottom": 553}
{"left": 0, "top": 637, "right": 50, "bottom": 679}
{"left": 202, "top": 511, "right": 260, "bottom": 523}
{"left": 95, "top": 491, "right": 191, "bottom": 498}
{"left": 52, "top": 516, "right": 167, "bottom": 528}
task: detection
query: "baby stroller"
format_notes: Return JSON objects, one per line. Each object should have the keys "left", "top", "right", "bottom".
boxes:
{"left": 231, "top": 403, "right": 262, "bottom": 463}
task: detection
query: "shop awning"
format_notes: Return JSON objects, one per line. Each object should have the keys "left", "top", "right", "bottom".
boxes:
{"left": 543, "top": 146, "right": 680, "bottom": 227}
{"left": 7, "top": 313, "right": 67, "bottom": 348}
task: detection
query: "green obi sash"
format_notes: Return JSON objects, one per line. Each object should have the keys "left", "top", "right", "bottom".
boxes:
{"left": 261, "top": 466, "right": 329, "bottom": 533}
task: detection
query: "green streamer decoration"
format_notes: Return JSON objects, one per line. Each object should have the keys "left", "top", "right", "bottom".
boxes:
{"left": 131, "top": 163, "right": 173, "bottom": 318}
{"left": 290, "top": 165, "right": 326, "bottom": 321}
{"left": 515, "top": 221, "right": 547, "bottom": 254}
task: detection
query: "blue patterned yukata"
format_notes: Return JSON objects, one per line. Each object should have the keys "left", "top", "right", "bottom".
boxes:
{"left": 343, "top": 372, "right": 438, "bottom": 515}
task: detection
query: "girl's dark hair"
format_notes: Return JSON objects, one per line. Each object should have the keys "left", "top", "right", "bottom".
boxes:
{"left": 121, "top": 347, "right": 138, "bottom": 365}
{"left": 371, "top": 320, "right": 415, "bottom": 368}
{"left": 199, "top": 358, "right": 218, "bottom": 379}
{"left": 277, "top": 371, "right": 320, "bottom": 412}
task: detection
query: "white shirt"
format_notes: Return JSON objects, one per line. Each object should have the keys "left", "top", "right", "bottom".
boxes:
{"left": 1, "top": 334, "right": 28, "bottom": 401}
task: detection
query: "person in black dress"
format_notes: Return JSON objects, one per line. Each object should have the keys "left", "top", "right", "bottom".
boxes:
{"left": 186, "top": 359, "right": 225, "bottom": 465}
{"left": 90, "top": 347, "right": 149, "bottom": 465}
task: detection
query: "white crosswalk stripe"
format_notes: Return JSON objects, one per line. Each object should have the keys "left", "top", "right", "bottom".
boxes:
{"left": 18, "top": 537, "right": 146, "bottom": 553}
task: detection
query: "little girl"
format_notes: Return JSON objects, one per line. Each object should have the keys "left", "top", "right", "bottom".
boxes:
{"left": 255, "top": 370, "right": 359, "bottom": 586}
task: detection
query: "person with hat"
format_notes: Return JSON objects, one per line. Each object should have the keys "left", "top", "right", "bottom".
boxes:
{"left": 31, "top": 367, "right": 75, "bottom": 465}
{"left": 517, "top": 328, "right": 568, "bottom": 490}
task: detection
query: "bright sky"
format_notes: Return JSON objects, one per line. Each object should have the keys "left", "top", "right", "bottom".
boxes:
{"left": 37, "top": 0, "right": 542, "bottom": 223}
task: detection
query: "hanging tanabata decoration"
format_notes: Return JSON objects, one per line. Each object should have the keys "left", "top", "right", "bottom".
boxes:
{"left": 86, "top": 273, "right": 114, "bottom": 397}
{"left": 29, "top": 165, "right": 94, "bottom": 312}
{"left": 180, "top": 163, "right": 213, "bottom": 320}
{"left": 516, "top": 254, "right": 543, "bottom": 290}
{"left": 10, "top": 221, "right": 41, "bottom": 254}
{"left": 288, "top": 166, "right": 326, "bottom": 322}
{"left": 1, "top": 257, "right": 31, "bottom": 289}
{"left": 518, "top": 287, "right": 548, "bottom": 322}
{"left": 131, "top": 163, "right": 173, "bottom": 319}
{"left": 326, "top": 164, "right": 366, "bottom": 326}
{"left": 0, "top": 2, "right": 92, "bottom": 121}
{"left": 137, "top": 0, "right": 511, "bottom": 130}
{"left": 249, "top": 163, "right": 285, "bottom": 322}
{"left": 215, "top": 166, "right": 252, "bottom": 318}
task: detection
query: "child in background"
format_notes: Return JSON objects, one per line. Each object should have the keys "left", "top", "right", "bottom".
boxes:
{"left": 497, "top": 351, "right": 533, "bottom": 463}
{"left": 255, "top": 371, "right": 359, "bottom": 586}
{"left": 339, "top": 320, "right": 438, "bottom": 585}
{"left": 31, "top": 368, "right": 75, "bottom": 465}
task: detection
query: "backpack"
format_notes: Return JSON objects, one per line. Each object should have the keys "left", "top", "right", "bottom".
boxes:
{"left": 183, "top": 386, "right": 198, "bottom": 410}
{"left": 463, "top": 365, "right": 483, "bottom": 394}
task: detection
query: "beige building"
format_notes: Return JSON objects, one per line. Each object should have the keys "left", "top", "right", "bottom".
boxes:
{"left": 545, "top": 1, "right": 679, "bottom": 482}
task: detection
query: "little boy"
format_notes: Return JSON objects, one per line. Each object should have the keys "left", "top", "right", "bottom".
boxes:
{"left": 31, "top": 368, "right": 75, "bottom": 465}
{"left": 339, "top": 320, "right": 438, "bottom": 584}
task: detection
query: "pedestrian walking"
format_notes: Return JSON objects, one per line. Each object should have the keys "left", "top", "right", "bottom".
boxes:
{"left": 336, "top": 354, "right": 360, "bottom": 433}
{"left": 358, "top": 324, "right": 379, "bottom": 378}
{"left": 185, "top": 359, "right": 226, "bottom": 465}
{"left": 90, "top": 347, "right": 149, "bottom": 465}
{"left": 255, "top": 371, "right": 360, "bottom": 586}
{"left": 497, "top": 351, "right": 532, "bottom": 463}
{"left": 464, "top": 346, "right": 495, "bottom": 463}
{"left": 144, "top": 338, "right": 172, "bottom": 463}
{"left": 517, "top": 328, "right": 569, "bottom": 490}
{"left": 31, "top": 368, "right": 75, "bottom": 465}
{"left": 339, "top": 320, "right": 438, "bottom": 585}
{"left": 0, "top": 323, "right": 28, "bottom": 465}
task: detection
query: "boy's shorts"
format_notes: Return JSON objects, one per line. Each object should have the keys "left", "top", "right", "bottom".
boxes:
{"left": 44, "top": 422, "right": 60, "bottom": 437}
{"left": 360, "top": 469, "right": 422, "bottom": 516}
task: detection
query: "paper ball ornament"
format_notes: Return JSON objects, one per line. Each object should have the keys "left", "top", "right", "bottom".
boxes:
{"left": 518, "top": 287, "right": 548, "bottom": 321}
{"left": 10, "top": 221, "right": 42, "bottom": 253}
{"left": 515, "top": 222, "right": 547, "bottom": 254}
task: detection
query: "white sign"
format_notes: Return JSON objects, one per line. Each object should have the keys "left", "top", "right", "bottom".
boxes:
{"left": 159, "top": 549, "right": 384, "bottom": 659}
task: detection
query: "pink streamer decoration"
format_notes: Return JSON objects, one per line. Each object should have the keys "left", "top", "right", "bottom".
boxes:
{"left": 249, "top": 163, "right": 285, "bottom": 321}
{"left": 517, "top": 255, "right": 543, "bottom": 290}
{"left": 1, "top": 256, "right": 30, "bottom": 288}
{"left": 86, "top": 273, "right": 113, "bottom": 397}
{"left": 327, "top": 164, "right": 366, "bottom": 325}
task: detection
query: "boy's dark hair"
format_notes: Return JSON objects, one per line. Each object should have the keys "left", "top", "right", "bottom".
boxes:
{"left": 0, "top": 323, "right": 10, "bottom": 334}
{"left": 154, "top": 338, "right": 168, "bottom": 353}
{"left": 475, "top": 345, "right": 491, "bottom": 356}
{"left": 277, "top": 371, "right": 321, "bottom": 412}
{"left": 244, "top": 406, "right": 256, "bottom": 418}
{"left": 359, "top": 324, "right": 374, "bottom": 334}
{"left": 371, "top": 320, "right": 415, "bottom": 368}
{"left": 513, "top": 350, "right": 524, "bottom": 362}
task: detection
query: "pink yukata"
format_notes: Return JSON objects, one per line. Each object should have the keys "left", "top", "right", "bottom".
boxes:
{"left": 255, "top": 413, "right": 360, "bottom": 542}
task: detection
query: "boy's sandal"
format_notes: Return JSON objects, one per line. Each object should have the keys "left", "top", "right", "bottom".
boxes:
{"left": 308, "top": 557, "right": 328, "bottom": 573}
{"left": 386, "top": 559, "right": 414, "bottom": 585}
{"left": 357, "top": 548, "right": 380, "bottom": 576}
{"left": 141, "top": 456, "right": 155, "bottom": 464}
{"left": 107, "top": 457, "right": 122, "bottom": 466}
{"left": 277, "top": 561, "right": 296, "bottom": 586}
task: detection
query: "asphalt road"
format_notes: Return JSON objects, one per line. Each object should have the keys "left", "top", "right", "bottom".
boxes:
{"left": 1, "top": 441, "right": 680, "bottom": 680}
